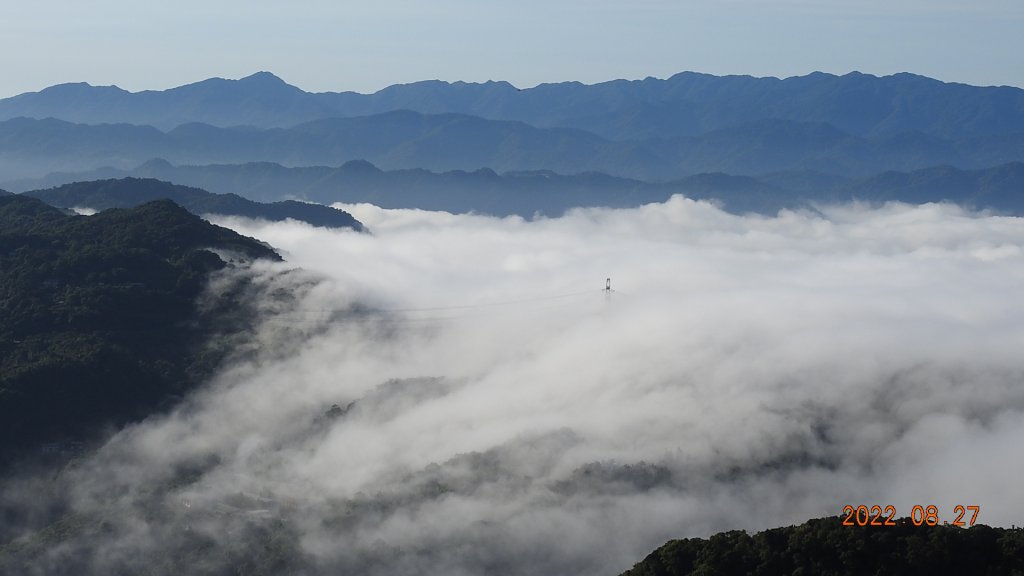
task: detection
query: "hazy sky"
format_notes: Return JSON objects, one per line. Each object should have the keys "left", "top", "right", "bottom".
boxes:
{"left": 2, "top": 0, "right": 1023, "bottom": 97}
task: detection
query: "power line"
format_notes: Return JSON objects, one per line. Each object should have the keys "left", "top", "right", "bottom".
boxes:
{"left": 385, "top": 289, "right": 602, "bottom": 313}
{"left": 253, "top": 283, "right": 615, "bottom": 325}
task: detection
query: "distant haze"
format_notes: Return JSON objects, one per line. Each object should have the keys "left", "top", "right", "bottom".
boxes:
{"left": 2, "top": 0, "right": 1023, "bottom": 97}
{"left": 5, "top": 72, "right": 1024, "bottom": 186}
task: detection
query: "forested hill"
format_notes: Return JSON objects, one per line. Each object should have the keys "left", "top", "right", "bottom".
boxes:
{"left": 0, "top": 196, "right": 280, "bottom": 461}
{"left": 24, "top": 177, "right": 364, "bottom": 231}
{"left": 621, "top": 516, "right": 1024, "bottom": 576}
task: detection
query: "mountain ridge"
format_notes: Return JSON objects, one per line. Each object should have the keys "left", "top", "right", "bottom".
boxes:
{"left": 9, "top": 160, "right": 1024, "bottom": 218}
{"left": 4, "top": 113, "right": 1023, "bottom": 182}
{"left": 3, "top": 70, "right": 1024, "bottom": 140}
{"left": 4, "top": 69, "right": 1024, "bottom": 181}
{"left": 22, "top": 177, "right": 365, "bottom": 230}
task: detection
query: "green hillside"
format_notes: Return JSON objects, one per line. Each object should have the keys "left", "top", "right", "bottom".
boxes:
{"left": 0, "top": 196, "right": 280, "bottom": 460}
{"left": 622, "top": 516, "right": 1024, "bottom": 576}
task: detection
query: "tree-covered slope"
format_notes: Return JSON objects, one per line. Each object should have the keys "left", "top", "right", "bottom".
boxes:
{"left": 0, "top": 196, "right": 280, "bottom": 460}
{"left": 621, "top": 516, "right": 1024, "bottom": 576}
{"left": 23, "top": 177, "right": 364, "bottom": 231}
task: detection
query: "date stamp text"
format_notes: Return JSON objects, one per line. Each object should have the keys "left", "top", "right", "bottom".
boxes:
{"left": 842, "top": 504, "right": 980, "bottom": 527}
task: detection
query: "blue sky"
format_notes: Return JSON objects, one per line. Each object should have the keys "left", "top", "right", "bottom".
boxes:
{"left": 2, "top": 0, "right": 1022, "bottom": 96}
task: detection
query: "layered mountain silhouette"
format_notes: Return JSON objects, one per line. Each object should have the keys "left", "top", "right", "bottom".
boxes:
{"left": 1, "top": 71, "right": 1024, "bottom": 183}
{"left": 0, "top": 72, "right": 325, "bottom": 130}
{"left": 4, "top": 71, "right": 1024, "bottom": 139}
{"left": 23, "top": 177, "right": 364, "bottom": 230}
{"left": 6, "top": 160, "right": 786, "bottom": 216}
{"left": 0, "top": 113, "right": 675, "bottom": 181}
{"left": 2, "top": 71, "right": 1024, "bottom": 213}
{"left": 9, "top": 160, "right": 1024, "bottom": 217}
{"left": 3, "top": 113, "right": 1023, "bottom": 182}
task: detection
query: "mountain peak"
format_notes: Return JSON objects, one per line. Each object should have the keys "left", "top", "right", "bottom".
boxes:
{"left": 171, "top": 71, "right": 299, "bottom": 98}
{"left": 340, "top": 159, "right": 383, "bottom": 174}
{"left": 35, "top": 82, "right": 128, "bottom": 96}
{"left": 137, "top": 157, "right": 175, "bottom": 171}
{"left": 239, "top": 71, "right": 288, "bottom": 85}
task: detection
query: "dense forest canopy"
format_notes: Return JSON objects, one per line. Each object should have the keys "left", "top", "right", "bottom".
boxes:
{"left": 621, "top": 516, "right": 1024, "bottom": 576}
{"left": 0, "top": 196, "right": 279, "bottom": 460}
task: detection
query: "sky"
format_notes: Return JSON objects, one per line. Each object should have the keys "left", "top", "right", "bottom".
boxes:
{"left": 7, "top": 198, "right": 1024, "bottom": 573}
{"left": 2, "top": 0, "right": 1023, "bottom": 97}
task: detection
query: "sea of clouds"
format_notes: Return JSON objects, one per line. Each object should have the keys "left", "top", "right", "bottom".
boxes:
{"left": 8, "top": 196, "right": 1024, "bottom": 575}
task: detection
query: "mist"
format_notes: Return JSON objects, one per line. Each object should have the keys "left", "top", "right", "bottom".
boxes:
{"left": 6, "top": 196, "right": 1024, "bottom": 575}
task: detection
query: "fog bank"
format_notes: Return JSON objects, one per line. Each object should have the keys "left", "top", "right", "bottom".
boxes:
{"left": 8, "top": 196, "right": 1024, "bottom": 575}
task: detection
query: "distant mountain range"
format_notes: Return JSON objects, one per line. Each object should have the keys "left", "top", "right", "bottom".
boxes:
{"left": 22, "top": 177, "right": 364, "bottom": 230}
{"left": 1, "top": 71, "right": 1024, "bottom": 184}
{"left": 0, "top": 113, "right": 676, "bottom": 181}
{"left": 4, "top": 70, "right": 1024, "bottom": 140}
{"left": 5, "top": 159, "right": 786, "bottom": 216}
{"left": 2, "top": 70, "right": 1023, "bottom": 212}
{"left": 8, "top": 160, "right": 1024, "bottom": 217}
{"left": 1, "top": 112, "right": 1022, "bottom": 183}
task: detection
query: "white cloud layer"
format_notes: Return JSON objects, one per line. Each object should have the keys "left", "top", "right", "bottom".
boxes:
{"left": 11, "top": 196, "right": 1024, "bottom": 574}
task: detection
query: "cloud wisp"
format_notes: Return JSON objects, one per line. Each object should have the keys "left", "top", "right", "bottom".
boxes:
{"left": 7, "top": 196, "right": 1024, "bottom": 575}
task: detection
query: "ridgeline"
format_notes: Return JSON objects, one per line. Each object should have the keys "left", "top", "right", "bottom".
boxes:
{"left": 622, "top": 516, "right": 1024, "bottom": 576}
{"left": 23, "top": 177, "right": 364, "bottom": 231}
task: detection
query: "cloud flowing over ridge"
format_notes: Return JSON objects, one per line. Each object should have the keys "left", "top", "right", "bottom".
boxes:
{"left": 9, "top": 196, "right": 1024, "bottom": 575}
